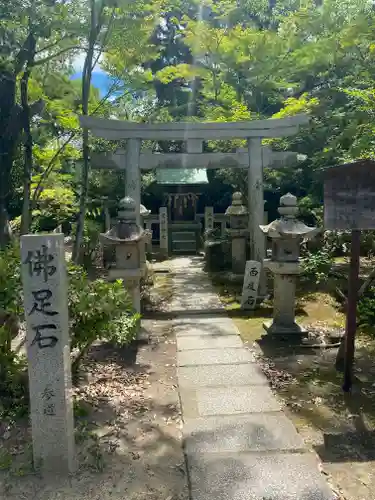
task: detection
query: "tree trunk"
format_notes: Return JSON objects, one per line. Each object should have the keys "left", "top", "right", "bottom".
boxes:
{"left": 0, "top": 73, "right": 18, "bottom": 248}
{"left": 72, "top": 0, "right": 100, "bottom": 263}
{"left": 0, "top": 30, "right": 38, "bottom": 246}
{"left": 20, "top": 67, "right": 33, "bottom": 235}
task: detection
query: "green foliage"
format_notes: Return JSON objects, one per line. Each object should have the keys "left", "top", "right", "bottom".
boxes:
{"left": 67, "top": 264, "right": 140, "bottom": 371}
{"left": 321, "top": 230, "right": 375, "bottom": 258}
{"left": 71, "top": 219, "right": 102, "bottom": 270}
{"left": 32, "top": 184, "right": 77, "bottom": 232}
{"left": 358, "top": 285, "right": 375, "bottom": 331}
{"left": 301, "top": 249, "right": 334, "bottom": 285}
{"left": 0, "top": 244, "right": 22, "bottom": 316}
{"left": 0, "top": 243, "right": 139, "bottom": 418}
{"left": 0, "top": 245, "right": 27, "bottom": 419}
{"left": 10, "top": 172, "right": 77, "bottom": 233}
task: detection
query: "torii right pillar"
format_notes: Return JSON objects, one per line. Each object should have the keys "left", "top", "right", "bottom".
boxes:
{"left": 248, "top": 138, "right": 267, "bottom": 296}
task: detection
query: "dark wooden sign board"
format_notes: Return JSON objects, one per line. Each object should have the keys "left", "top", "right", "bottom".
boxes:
{"left": 324, "top": 160, "right": 375, "bottom": 231}
{"left": 324, "top": 160, "right": 375, "bottom": 392}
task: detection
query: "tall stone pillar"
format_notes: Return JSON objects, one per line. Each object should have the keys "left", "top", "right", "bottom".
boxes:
{"left": 125, "top": 139, "right": 141, "bottom": 225}
{"left": 205, "top": 206, "right": 214, "bottom": 232}
{"left": 225, "top": 192, "right": 248, "bottom": 275}
{"left": 159, "top": 207, "right": 168, "bottom": 257}
{"left": 248, "top": 138, "right": 266, "bottom": 295}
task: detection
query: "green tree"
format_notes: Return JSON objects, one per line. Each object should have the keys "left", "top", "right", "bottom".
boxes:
{"left": 0, "top": 0, "right": 81, "bottom": 243}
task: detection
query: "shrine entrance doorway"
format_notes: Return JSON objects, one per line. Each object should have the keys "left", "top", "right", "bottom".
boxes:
{"left": 159, "top": 168, "right": 208, "bottom": 254}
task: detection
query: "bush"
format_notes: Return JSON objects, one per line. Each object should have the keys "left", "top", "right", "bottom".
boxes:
{"left": 0, "top": 244, "right": 25, "bottom": 418}
{"left": 11, "top": 182, "right": 76, "bottom": 234}
{"left": 0, "top": 244, "right": 139, "bottom": 417}
{"left": 32, "top": 184, "right": 76, "bottom": 232}
{"left": 68, "top": 264, "right": 140, "bottom": 371}
{"left": 0, "top": 244, "right": 22, "bottom": 317}
{"left": 204, "top": 230, "right": 231, "bottom": 272}
{"left": 358, "top": 285, "right": 375, "bottom": 330}
{"left": 322, "top": 230, "right": 375, "bottom": 257}
{"left": 71, "top": 219, "right": 103, "bottom": 270}
{"left": 301, "top": 249, "right": 333, "bottom": 284}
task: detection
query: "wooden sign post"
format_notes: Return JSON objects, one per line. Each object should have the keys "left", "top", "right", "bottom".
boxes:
{"left": 324, "top": 160, "right": 375, "bottom": 392}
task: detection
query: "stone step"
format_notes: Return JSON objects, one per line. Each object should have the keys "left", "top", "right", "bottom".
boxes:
{"left": 183, "top": 413, "right": 306, "bottom": 455}
{"left": 174, "top": 317, "right": 240, "bottom": 337}
{"left": 178, "top": 348, "right": 255, "bottom": 367}
{"left": 180, "top": 385, "right": 280, "bottom": 419}
{"left": 178, "top": 363, "right": 268, "bottom": 388}
{"left": 187, "top": 452, "right": 334, "bottom": 500}
{"left": 177, "top": 334, "right": 243, "bottom": 350}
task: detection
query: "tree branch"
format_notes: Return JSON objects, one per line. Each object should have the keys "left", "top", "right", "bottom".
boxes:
{"left": 14, "top": 33, "right": 35, "bottom": 75}
{"left": 36, "top": 35, "right": 80, "bottom": 55}
{"left": 32, "top": 79, "right": 124, "bottom": 204}
{"left": 33, "top": 45, "right": 83, "bottom": 67}
{"left": 32, "top": 132, "right": 76, "bottom": 203}
{"left": 90, "top": 7, "right": 116, "bottom": 73}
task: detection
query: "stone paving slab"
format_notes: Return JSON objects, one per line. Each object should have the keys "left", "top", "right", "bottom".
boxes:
{"left": 188, "top": 452, "right": 334, "bottom": 500}
{"left": 173, "top": 317, "right": 240, "bottom": 337}
{"left": 178, "top": 363, "right": 268, "bottom": 388}
{"left": 170, "top": 257, "right": 333, "bottom": 500}
{"left": 175, "top": 325, "right": 239, "bottom": 337}
{"left": 170, "top": 293, "right": 224, "bottom": 311}
{"left": 183, "top": 413, "right": 305, "bottom": 454}
{"left": 180, "top": 386, "right": 280, "bottom": 418}
{"left": 177, "top": 334, "right": 243, "bottom": 350}
{"left": 178, "top": 348, "right": 254, "bottom": 366}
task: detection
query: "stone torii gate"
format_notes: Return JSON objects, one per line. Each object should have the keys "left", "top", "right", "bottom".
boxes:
{"left": 80, "top": 114, "right": 309, "bottom": 293}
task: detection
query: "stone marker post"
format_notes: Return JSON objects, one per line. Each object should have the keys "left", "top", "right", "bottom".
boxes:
{"left": 159, "top": 206, "right": 168, "bottom": 257}
{"left": 220, "top": 218, "right": 227, "bottom": 237}
{"left": 225, "top": 192, "right": 249, "bottom": 275}
{"left": 20, "top": 234, "right": 75, "bottom": 475}
{"left": 145, "top": 219, "right": 153, "bottom": 254}
{"left": 241, "top": 260, "right": 261, "bottom": 310}
{"left": 205, "top": 206, "right": 214, "bottom": 232}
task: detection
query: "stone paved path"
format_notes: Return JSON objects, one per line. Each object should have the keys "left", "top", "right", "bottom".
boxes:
{"left": 169, "top": 257, "right": 335, "bottom": 500}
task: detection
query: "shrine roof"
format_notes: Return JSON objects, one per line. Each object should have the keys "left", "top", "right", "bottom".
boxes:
{"left": 156, "top": 168, "right": 208, "bottom": 185}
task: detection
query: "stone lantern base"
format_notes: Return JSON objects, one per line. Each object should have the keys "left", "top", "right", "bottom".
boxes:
{"left": 108, "top": 268, "right": 146, "bottom": 314}
{"left": 262, "top": 261, "right": 307, "bottom": 337}
{"left": 263, "top": 320, "right": 307, "bottom": 337}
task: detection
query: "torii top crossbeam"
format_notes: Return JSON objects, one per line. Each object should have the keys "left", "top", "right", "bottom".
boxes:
{"left": 80, "top": 114, "right": 309, "bottom": 140}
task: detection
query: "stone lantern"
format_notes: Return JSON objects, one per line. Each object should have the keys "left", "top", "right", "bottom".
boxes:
{"left": 99, "top": 196, "right": 149, "bottom": 313}
{"left": 225, "top": 192, "right": 249, "bottom": 274}
{"left": 260, "top": 193, "right": 317, "bottom": 336}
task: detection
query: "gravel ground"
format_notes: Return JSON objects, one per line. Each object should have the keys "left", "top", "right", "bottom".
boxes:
{"left": 0, "top": 315, "right": 188, "bottom": 500}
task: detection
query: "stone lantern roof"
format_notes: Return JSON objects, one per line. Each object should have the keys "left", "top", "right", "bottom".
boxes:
{"left": 100, "top": 196, "right": 146, "bottom": 244}
{"left": 225, "top": 192, "right": 248, "bottom": 216}
{"left": 260, "top": 193, "right": 317, "bottom": 239}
